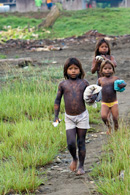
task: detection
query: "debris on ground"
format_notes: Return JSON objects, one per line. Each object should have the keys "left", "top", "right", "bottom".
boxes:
{"left": 0, "top": 30, "right": 130, "bottom": 52}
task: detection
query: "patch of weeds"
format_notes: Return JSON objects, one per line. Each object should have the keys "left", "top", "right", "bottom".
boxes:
{"left": 42, "top": 59, "right": 54, "bottom": 64}
{"left": 0, "top": 54, "right": 7, "bottom": 59}
{"left": 15, "top": 55, "right": 19, "bottom": 58}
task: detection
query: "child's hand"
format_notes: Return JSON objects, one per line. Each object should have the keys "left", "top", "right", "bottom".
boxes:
{"left": 95, "top": 56, "right": 104, "bottom": 62}
{"left": 101, "top": 55, "right": 107, "bottom": 60}
{"left": 88, "top": 94, "right": 97, "bottom": 103}
{"left": 54, "top": 117, "right": 59, "bottom": 122}
{"left": 53, "top": 118, "right": 62, "bottom": 127}
{"left": 114, "top": 80, "right": 126, "bottom": 92}
{"left": 118, "top": 83, "right": 126, "bottom": 88}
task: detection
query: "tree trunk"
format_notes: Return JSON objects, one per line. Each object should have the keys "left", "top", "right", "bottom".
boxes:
{"left": 38, "top": 5, "right": 60, "bottom": 29}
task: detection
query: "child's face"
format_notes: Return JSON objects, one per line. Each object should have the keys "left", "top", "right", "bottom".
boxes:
{"left": 67, "top": 64, "right": 80, "bottom": 79}
{"left": 99, "top": 42, "right": 109, "bottom": 55}
{"left": 102, "top": 63, "right": 114, "bottom": 77}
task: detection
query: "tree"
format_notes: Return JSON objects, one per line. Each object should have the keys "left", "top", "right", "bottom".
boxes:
{"left": 38, "top": 5, "right": 60, "bottom": 28}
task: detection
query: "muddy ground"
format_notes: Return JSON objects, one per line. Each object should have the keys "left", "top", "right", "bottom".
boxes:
{"left": 0, "top": 32, "right": 130, "bottom": 195}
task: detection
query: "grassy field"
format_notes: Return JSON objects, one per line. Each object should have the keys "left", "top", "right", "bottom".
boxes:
{"left": 0, "top": 8, "right": 130, "bottom": 194}
{"left": 91, "top": 122, "right": 130, "bottom": 195}
{"left": 0, "top": 66, "right": 101, "bottom": 194}
{"left": 0, "top": 8, "right": 130, "bottom": 42}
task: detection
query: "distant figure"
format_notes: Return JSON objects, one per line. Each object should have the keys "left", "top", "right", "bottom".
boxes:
{"left": 35, "top": 0, "right": 42, "bottom": 7}
{"left": 91, "top": 0, "right": 96, "bottom": 8}
{"left": 86, "top": 0, "right": 92, "bottom": 8}
{"left": 54, "top": 57, "right": 96, "bottom": 175}
{"left": 98, "top": 60, "right": 126, "bottom": 134}
{"left": 46, "top": 0, "right": 53, "bottom": 10}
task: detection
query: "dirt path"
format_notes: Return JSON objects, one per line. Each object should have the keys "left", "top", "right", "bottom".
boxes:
{"left": 0, "top": 35, "right": 130, "bottom": 195}
{"left": 34, "top": 87, "right": 129, "bottom": 195}
{"left": 34, "top": 36, "right": 129, "bottom": 195}
{"left": 35, "top": 127, "right": 106, "bottom": 195}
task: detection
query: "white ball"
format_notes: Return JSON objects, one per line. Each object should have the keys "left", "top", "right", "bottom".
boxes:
{"left": 95, "top": 55, "right": 104, "bottom": 61}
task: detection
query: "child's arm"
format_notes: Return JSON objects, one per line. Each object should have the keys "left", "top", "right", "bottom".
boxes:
{"left": 91, "top": 58, "right": 101, "bottom": 74}
{"left": 102, "top": 55, "right": 117, "bottom": 67}
{"left": 54, "top": 83, "right": 63, "bottom": 122}
{"left": 110, "top": 55, "right": 117, "bottom": 67}
{"left": 97, "top": 78, "right": 101, "bottom": 86}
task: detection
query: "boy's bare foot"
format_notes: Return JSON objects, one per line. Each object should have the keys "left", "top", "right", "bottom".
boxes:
{"left": 76, "top": 168, "right": 85, "bottom": 175}
{"left": 69, "top": 160, "right": 77, "bottom": 172}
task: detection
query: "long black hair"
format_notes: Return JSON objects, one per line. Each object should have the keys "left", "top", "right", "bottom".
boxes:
{"left": 64, "top": 58, "right": 85, "bottom": 79}
{"left": 95, "top": 38, "right": 111, "bottom": 57}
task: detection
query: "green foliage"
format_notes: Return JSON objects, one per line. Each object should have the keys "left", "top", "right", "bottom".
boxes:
{"left": 40, "top": 8, "right": 130, "bottom": 38}
{"left": 0, "top": 65, "right": 101, "bottom": 194}
{"left": 91, "top": 123, "right": 130, "bottom": 194}
{"left": 0, "top": 162, "right": 41, "bottom": 194}
{"left": 0, "top": 15, "right": 42, "bottom": 30}
{"left": 0, "top": 8, "right": 130, "bottom": 41}
{"left": 0, "top": 54, "right": 6, "bottom": 59}
{"left": 87, "top": 102, "right": 101, "bottom": 124}
{"left": 0, "top": 78, "right": 66, "bottom": 194}
{"left": 51, "top": 8, "right": 130, "bottom": 38}
{"left": 0, "top": 8, "right": 129, "bottom": 193}
{"left": 55, "top": 2, "right": 63, "bottom": 11}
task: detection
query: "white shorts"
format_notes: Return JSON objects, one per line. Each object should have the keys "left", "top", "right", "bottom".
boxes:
{"left": 65, "top": 110, "right": 90, "bottom": 130}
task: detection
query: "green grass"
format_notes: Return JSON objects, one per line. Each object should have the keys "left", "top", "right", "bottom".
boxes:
{"left": 0, "top": 8, "right": 130, "bottom": 194}
{"left": 0, "top": 15, "right": 42, "bottom": 30}
{"left": 0, "top": 66, "right": 101, "bottom": 194}
{"left": 50, "top": 8, "right": 130, "bottom": 38}
{"left": 0, "top": 54, "right": 6, "bottom": 59}
{"left": 0, "top": 8, "right": 130, "bottom": 41}
{"left": 91, "top": 122, "right": 130, "bottom": 195}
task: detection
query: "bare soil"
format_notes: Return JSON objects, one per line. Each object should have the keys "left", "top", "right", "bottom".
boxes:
{"left": 0, "top": 32, "right": 130, "bottom": 195}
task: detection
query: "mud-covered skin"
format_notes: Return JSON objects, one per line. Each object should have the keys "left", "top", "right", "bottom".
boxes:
{"left": 98, "top": 76, "right": 119, "bottom": 102}
{"left": 0, "top": 26, "right": 130, "bottom": 194}
{"left": 91, "top": 41, "right": 117, "bottom": 78}
{"left": 54, "top": 78, "right": 89, "bottom": 120}
{"left": 91, "top": 55, "right": 116, "bottom": 78}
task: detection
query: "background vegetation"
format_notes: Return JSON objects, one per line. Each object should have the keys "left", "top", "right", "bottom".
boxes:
{"left": 0, "top": 7, "right": 129, "bottom": 194}
{"left": 0, "top": 65, "right": 101, "bottom": 194}
{"left": 0, "top": 8, "right": 130, "bottom": 42}
{"left": 91, "top": 123, "right": 130, "bottom": 195}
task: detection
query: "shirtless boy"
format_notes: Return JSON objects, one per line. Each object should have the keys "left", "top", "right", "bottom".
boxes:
{"left": 54, "top": 58, "right": 95, "bottom": 175}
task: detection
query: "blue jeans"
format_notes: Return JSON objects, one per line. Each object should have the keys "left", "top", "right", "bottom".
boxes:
{"left": 47, "top": 3, "right": 52, "bottom": 9}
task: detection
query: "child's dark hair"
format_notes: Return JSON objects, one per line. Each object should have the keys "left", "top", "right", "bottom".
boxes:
{"left": 64, "top": 57, "right": 85, "bottom": 79}
{"left": 100, "top": 59, "right": 115, "bottom": 76}
{"left": 95, "top": 38, "right": 111, "bottom": 56}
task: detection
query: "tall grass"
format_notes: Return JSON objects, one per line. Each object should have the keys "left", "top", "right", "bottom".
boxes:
{"left": 0, "top": 65, "right": 101, "bottom": 194}
{"left": 0, "top": 7, "right": 129, "bottom": 194}
{"left": 0, "top": 77, "right": 66, "bottom": 194}
{"left": 91, "top": 122, "right": 130, "bottom": 195}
